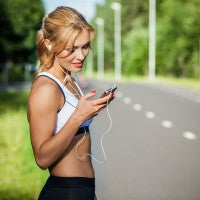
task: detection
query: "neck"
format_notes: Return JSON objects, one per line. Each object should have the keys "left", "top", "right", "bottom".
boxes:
{"left": 49, "top": 58, "right": 72, "bottom": 83}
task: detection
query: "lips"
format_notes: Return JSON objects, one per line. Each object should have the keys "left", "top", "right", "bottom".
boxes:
{"left": 73, "top": 62, "right": 83, "bottom": 68}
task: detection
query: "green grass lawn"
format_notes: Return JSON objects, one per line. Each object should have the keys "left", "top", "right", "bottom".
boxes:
{"left": 0, "top": 90, "right": 49, "bottom": 200}
{"left": 85, "top": 71, "right": 200, "bottom": 91}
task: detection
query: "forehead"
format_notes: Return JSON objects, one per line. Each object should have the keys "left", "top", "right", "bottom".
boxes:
{"left": 73, "top": 30, "right": 90, "bottom": 47}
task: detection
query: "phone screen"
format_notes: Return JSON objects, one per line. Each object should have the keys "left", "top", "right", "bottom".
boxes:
{"left": 100, "top": 84, "right": 117, "bottom": 98}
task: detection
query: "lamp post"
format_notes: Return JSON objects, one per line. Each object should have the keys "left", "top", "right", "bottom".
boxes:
{"left": 95, "top": 18, "right": 104, "bottom": 79}
{"left": 199, "top": 38, "right": 200, "bottom": 81}
{"left": 148, "top": 0, "right": 156, "bottom": 81}
{"left": 111, "top": 2, "right": 121, "bottom": 81}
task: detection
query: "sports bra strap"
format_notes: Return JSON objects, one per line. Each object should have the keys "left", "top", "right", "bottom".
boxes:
{"left": 37, "top": 72, "right": 66, "bottom": 102}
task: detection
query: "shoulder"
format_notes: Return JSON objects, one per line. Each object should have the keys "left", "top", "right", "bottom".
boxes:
{"left": 30, "top": 76, "right": 61, "bottom": 99}
{"left": 28, "top": 76, "right": 63, "bottom": 112}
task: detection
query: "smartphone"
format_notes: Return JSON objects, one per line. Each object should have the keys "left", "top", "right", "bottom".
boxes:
{"left": 100, "top": 84, "right": 118, "bottom": 98}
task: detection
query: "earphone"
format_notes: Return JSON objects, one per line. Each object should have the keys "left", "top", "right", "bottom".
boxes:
{"left": 47, "top": 44, "right": 52, "bottom": 51}
{"left": 55, "top": 57, "right": 113, "bottom": 164}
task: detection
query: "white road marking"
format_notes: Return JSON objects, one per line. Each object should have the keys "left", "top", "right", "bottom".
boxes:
{"left": 145, "top": 111, "right": 156, "bottom": 119}
{"left": 183, "top": 131, "right": 197, "bottom": 140}
{"left": 133, "top": 104, "right": 142, "bottom": 111}
{"left": 149, "top": 84, "right": 200, "bottom": 103}
{"left": 186, "top": 94, "right": 195, "bottom": 100}
{"left": 123, "top": 97, "right": 131, "bottom": 104}
{"left": 115, "top": 91, "right": 123, "bottom": 99}
{"left": 161, "top": 120, "right": 173, "bottom": 128}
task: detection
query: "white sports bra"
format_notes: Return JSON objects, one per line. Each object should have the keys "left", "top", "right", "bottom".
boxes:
{"left": 37, "top": 72, "right": 93, "bottom": 135}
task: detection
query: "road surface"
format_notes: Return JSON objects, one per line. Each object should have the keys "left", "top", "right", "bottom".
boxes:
{"left": 83, "top": 79, "right": 200, "bottom": 200}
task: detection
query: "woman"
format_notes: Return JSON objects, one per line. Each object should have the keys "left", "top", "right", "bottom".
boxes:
{"left": 27, "top": 6, "right": 114, "bottom": 200}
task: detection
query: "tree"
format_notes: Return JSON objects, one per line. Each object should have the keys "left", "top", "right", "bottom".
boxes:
{"left": 92, "top": 0, "right": 148, "bottom": 72}
{"left": 93, "top": 0, "right": 200, "bottom": 78}
{"left": 156, "top": 0, "right": 200, "bottom": 77}
{"left": 0, "top": 0, "right": 45, "bottom": 65}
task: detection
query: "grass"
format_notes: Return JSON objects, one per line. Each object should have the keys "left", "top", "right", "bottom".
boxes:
{"left": 154, "top": 76, "right": 200, "bottom": 91}
{"left": 0, "top": 90, "right": 49, "bottom": 200}
{"left": 85, "top": 71, "right": 200, "bottom": 91}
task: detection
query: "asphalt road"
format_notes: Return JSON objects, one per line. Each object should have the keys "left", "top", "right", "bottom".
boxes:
{"left": 83, "top": 79, "right": 200, "bottom": 200}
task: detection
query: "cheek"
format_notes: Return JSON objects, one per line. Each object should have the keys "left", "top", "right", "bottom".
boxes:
{"left": 83, "top": 49, "right": 89, "bottom": 57}
{"left": 58, "top": 52, "right": 76, "bottom": 62}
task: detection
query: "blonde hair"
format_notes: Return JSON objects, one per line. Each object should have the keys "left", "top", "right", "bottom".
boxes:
{"left": 35, "top": 6, "right": 95, "bottom": 73}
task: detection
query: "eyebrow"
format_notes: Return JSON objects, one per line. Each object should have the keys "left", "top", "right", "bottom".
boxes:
{"left": 73, "top": 41, "right": 90, "bottom": 49}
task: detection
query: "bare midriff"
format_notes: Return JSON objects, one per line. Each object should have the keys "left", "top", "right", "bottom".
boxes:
{"left": 48, "top": 132, "right": 95, "bottom": 178}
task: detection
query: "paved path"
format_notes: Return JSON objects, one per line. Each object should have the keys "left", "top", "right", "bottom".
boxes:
{"left": 83, "top": 79, "right": 200, "bottom": 200}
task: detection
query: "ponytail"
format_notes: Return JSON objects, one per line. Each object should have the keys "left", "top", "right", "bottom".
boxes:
{"left": 35, "top": 30, "right": 54, "bottom": 74}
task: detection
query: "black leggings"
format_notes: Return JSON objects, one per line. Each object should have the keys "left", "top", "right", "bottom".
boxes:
{"left": 38, "top": 175, "right": 95, "bottom": 200}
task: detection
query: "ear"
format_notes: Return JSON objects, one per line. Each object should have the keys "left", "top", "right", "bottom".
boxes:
{"left": 44, "top": 39, "right": 52, "bottom": 51}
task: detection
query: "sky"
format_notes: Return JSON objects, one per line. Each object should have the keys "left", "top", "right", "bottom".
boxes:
{"left": 42, "top": 0, "right": 105, "bottom": 21}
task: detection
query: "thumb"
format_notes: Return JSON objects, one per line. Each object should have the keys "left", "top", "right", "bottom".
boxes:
{"left": 84, "top": 90, "right": 96, "bottom": 100}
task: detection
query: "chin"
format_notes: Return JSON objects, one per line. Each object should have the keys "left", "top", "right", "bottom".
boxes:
{"left": 74, "top": 67, "right": 83, "bottom": 72}
{"left": 65, "top": 66, "right": 82, "bottom": 73}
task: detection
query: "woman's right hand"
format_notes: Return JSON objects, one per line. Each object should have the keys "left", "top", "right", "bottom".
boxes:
{"left": 75, "top": 90, "right": 114, "bottom": 122}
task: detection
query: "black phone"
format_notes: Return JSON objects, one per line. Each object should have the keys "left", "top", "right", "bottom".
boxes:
{"left": 100, "top": 84, "right": 118, "bottom": 98}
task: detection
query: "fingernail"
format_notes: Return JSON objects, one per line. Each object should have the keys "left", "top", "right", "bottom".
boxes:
{"left": 111, "top": 92, "right": 114, "bottom": 97}
{"left": 91, "top": 90, "right": 96, "bottom": 93}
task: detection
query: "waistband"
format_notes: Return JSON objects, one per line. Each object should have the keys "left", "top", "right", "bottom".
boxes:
{"left": 48, "top": 175, "right": 95, "bottom": 188}
{"left": 75, "top": 126, "right": 89, "bottom": 136}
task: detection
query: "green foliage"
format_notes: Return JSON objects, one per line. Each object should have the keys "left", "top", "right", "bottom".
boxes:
{"left": 0, "top": 0, "right": 45, "bottom": 64}
{"left": 156, "top": 0, "right": 200, "bottom": 78}
{"left": 122, "top": 19, "right": 148, "bottom": 75}
{"left": 93, "top": 0, "right": 200, "bottom": 78}
{"left": 92, "top": 0, "right": 149, "bottom": 71}
{"left": 0, "top": 90, "right": 28, "bottom": 114}
{"left": 91, "top": 0, "right": 116, "bottom": 70}
{"left": 0, "top": 90, "right": 49, "bottom": 200}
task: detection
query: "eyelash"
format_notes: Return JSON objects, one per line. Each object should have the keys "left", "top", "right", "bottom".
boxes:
{"left": 83, "top": 45, "right": 90, "bottom": 49}
{"left": 66, "top": 45, "right": 90, "bottom": 54}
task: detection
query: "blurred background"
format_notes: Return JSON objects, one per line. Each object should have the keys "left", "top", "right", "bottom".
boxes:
{"left": 0, "top": 0, "right": 200, "bottom": 199}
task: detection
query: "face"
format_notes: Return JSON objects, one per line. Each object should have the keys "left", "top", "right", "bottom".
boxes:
{"left": 56, "top": 29, "right": 90, "bottom": 73}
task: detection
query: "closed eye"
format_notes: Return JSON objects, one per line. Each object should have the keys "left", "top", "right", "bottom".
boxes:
{"left": 65, "top": 42, "right": 90, "bottom": 53}
{"left": 82, "top": 43, "right": 90, "bottom": 49}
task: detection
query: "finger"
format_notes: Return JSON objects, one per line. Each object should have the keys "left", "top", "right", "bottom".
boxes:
{"left": 96, "top": 103, "right": 107, "bottom": 111}
{"left": 98, "top": 105, "right": 107, "bottom": 113}
{"left": 83, "top": 90, "right": 96, "bottom": 100}
{"left": 92, "top": 93, "right": 113, "bottom": 105}
{"left": 108, "top": 96, "right": 115, "bottom": 103}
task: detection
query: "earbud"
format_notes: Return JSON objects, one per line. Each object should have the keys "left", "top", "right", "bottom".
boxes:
{"left": 47, "top": 45, "right": 52, "bottom": 51}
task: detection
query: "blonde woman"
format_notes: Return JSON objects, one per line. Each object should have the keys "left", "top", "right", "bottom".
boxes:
{"left": 27, "top": 6, "right": 114, "bottom": 200}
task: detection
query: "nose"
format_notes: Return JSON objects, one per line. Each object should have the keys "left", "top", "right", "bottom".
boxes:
{"left": 76, "top": 49, "right": 84, "bottom": 61}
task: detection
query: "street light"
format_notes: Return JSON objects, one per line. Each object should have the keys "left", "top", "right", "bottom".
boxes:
{"left": 199, "top": 38, "right": 200, "bottom": 81}
{"left": 148, "top": 0, "right": 156, "bottom": 81}
{"left": 111, "top": 2, "right": 121, "bottom": 81}
{"left": 95, "top": 17, "right": 104, "bottom": 79}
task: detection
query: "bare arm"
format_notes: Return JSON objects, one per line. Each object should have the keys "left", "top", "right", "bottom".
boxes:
{"left": 28, "top": 83, "right": 113, "bottom": 170}
{"left": 28, "top": 83, "right": 83, "bottom": 169}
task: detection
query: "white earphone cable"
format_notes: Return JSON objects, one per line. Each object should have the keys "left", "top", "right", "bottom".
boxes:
{"left": 55, "top": 56, "right": 113, "bottom": 163}
{"left": 75, "top": 99, "right": 112, "bottom": 164}
{"left": 67, "top": 81, "right": 113, "bottom": 164}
